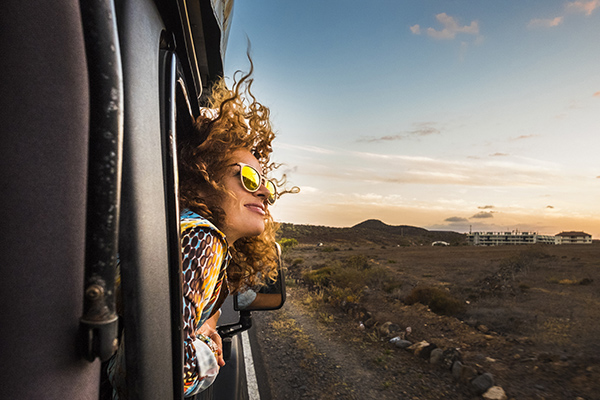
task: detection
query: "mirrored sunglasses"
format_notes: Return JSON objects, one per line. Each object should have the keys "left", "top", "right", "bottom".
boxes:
{"left": 236, "top": 163, "right": 277, "bottom": 205}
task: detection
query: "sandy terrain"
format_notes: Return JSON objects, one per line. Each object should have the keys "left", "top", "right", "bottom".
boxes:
{"left": 254, "top": 239, "right": 600, "bottom": 399}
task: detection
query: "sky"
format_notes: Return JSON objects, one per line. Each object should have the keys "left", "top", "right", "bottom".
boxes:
{"left": 222, "top": 0, "right": 600, "bottom": 237}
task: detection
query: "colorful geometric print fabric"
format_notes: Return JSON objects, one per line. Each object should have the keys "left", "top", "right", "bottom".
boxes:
{"left": 180, "top": 210, "right": 230, "bottom": 396}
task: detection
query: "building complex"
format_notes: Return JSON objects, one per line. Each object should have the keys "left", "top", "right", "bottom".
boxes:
{"left": 467, "top": 231, "right": 592, "bottom": 246}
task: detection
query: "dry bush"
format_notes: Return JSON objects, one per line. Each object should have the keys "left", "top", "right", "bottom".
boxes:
{"left": 330, "top": 267, "right": 365, "bottom": 292}
{"left": 365, "top": 265, "right": 402, "bottom": 293}
{"left": 536, "top": 317, "right": 573, "bottom": 346}
{"left": 344, "top": 254, "right": 370, "bottom": 270}
{"left": 404, "top": 285, "right": 465, "bottom": 316}
{"left": 328, "top": 286, "right": 361, "bottom": 304}
{"left": 303, "top": 265, "right": 336, "bottom": 287}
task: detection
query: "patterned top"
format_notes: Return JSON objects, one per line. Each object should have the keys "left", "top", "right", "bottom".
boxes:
{"left": 107, "top": 210, "right": 230, "bottom": 399}
{"left": 180, "top": 210, "right": 230, "bottom": 396}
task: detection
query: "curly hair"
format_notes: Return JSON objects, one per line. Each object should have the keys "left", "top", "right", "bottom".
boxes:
{"left": 177, "top": 69, "right": 279, "bottom": 293}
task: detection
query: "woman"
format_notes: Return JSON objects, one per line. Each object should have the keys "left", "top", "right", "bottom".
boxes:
{"left": 176, "top": 70, "right": 281, "bottom": 396}
{"left": 109, "top": 70, "right": 281, "bottom": 398}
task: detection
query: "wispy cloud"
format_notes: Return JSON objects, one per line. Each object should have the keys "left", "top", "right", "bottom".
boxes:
{"left": 478, "top": 205, "right": 494, "bottom": 209}
{"left": 277, "top": 142, "right": 335, "bottom": 155}
{"left": 411, "top": 123, "right": 440, "bottom": 136}
{"left": 411, "top": 13, "right": 479, "bottom": 40}
{"left": 347, "top": 151, "right": 562, "bottom": 187}
{"left": 410, "top": 24, "right": 421, "bottom": 34}
{"left": 527, "top": 16, "right": 564, "bottom": 28}
{"left": 511, "top": 134, "right": 540, "bottom": 141}
{"left": 490, "top": 152, "right": 509, "bottom": 157}
{"left": 528, "top": 1, "right": 598, "bottom": 31}
{"left": 566, "top": 0, "right": 600, "bottom": 16}
{"left": 471, "top": 211, "right": 494, "bottom": 219}
{"left": 428, "top": 13, "right": 479, "bottom": 39}
{"left": 594, "top": 91, "right": 600, "bottom": 97}
{"left": 358, "top": 123, "right": 440, "bottom": 142}
{"left": 445, "top": 216, "right": 469, "bottom": 223}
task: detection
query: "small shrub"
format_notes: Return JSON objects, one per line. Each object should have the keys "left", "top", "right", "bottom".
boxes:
{"left": 318, "top": 312, "right": 334, "bottom": 324}
{"left": 345, "top": 254, "right": 370, "bottom": 270}
{"left": 518, "top": 283, "right": 530, "bottom": 290}
{"left": 382, "top": 280, "right": 403, "bottom": 294}
{"left": 301, "top": 290, "right": 325, "bottom": 309}
{"left": 285, "top": 278, "right": 297, "bottom": 288}
{"left": 303, "top": 266, "right": 335, "bottom": 287}
{"left": 404, "top": 286, "right": 465, "bottom": 316}
{"left": 278, "top": 237, "right": 298, "bottom": 253}
{"left": 538, "top": 317, "right": 572, "bottom": 346}
{"left": 365, "top": 265, "right": 395, "bottom": 290}
{"left": 331, "top": 267, "right": 366, "bottom": 292}
{"left": 387, "top": 259, "right": 397, "bottom": 263}
{"left": 329, "top": 286, "right": 361, "bottom": 304}
{"left": 292, "top": 258, "right": 304, "bottom": 265}
{"left": 558, "top": 279, "right": 578, "bottom": 285}
{"left": 321, "top": 246, "right": 335, "bottom": 253}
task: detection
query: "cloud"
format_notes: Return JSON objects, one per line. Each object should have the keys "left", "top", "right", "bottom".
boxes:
{"left": 411, "top": 123, "right": 441, "bottom": 136}
{"left": 358, "top": 123, "right": 440, "bottom": 143}
{"left": 566, "top": 0, "right": 600, "bottom": 15}
{"left": 490, "top": 152, "right": 509, "bottom": 157}
{"left": 478, "top": 205, "right": 494, "bottom": 209}
{"left": 594, "top": 91, "right": 600, "bottom": 97}
{"left": 527, "top": 16, "right": 564, "bottom": 28}
{"left": 277, "top": 143, "right": 335, "bottom": 155}
{"left": 425, "top": 13, "right": 479, "bottom": 40}
{"left": 359, "top": 134, "right": 405, "bottom": 143}
{"left": 335, "top": 150, "right": 563, "bottom": 188}
{"left": 445, "top": 216, "right": 469, "bottom": 223}
{"left": 546, "top": 205, "right": 554, "bottom": 209}
{"left": 471, "top": 211, "right": 494, "bottom": 219}
{"left": 409, "top": 13, "right": 480, "bottom": 40}
{"left": 511, "top": 134, "right": 540, "bottom": 141}
{"left": 525, "top": 1, "right": 598, "bottom": 33}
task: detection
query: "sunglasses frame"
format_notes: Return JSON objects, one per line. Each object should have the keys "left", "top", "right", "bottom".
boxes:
{"left": 234, "top": 163, "right": 277, "bottom": 205}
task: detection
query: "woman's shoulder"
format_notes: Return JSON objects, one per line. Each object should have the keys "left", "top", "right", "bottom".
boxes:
{"left": 180, "top": 209, "right": 227, "bottom": 243}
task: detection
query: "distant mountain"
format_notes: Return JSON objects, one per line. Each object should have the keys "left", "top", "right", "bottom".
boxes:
{"left": 352, "top": 219, "right": 430, "bottom": 236}
{"left": 278, "top": 219, "right": 466, "bottom": 246}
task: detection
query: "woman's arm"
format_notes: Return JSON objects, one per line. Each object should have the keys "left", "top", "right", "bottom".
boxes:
{"left": 197, "top": 310, "right": 225, "bottom": 366}
{"left": 181, "top": 225, "right": 228, "bottom": 396}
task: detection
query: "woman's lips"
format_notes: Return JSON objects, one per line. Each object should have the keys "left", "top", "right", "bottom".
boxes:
{"left": 245, "top": 203, "right": 266, "bottom": 215}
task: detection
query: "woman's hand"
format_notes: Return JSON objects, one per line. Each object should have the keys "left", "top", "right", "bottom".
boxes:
{"left": 197, "top": 312, "right": 225, "bottom": 367}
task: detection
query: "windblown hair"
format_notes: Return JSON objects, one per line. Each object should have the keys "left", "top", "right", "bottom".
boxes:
{"left": 178, "top": 69, "right": 279, "bottom": 293}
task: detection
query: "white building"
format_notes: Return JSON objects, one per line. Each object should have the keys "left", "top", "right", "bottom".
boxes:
{"left": 467, "top": 231, "right": 557, "bottom": 246}
{"left": 555, "top": 231, "right": 592, "bottom": 244}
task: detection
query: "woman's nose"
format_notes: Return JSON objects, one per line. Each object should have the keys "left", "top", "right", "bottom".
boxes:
{"left": 255, "top": 182, "right": 270, "bottom": 199}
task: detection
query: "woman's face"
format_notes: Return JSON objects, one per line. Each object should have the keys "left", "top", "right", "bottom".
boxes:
{"left": 218, "top": 149, "right": 271, "bottom": 243}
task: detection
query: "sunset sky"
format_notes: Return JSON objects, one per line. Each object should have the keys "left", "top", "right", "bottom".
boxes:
{"left": 223, "top": 1, "right": 600, "bottom": 237}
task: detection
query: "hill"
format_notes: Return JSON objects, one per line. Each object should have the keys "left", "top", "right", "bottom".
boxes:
{"left": 278, "top": 219, "right": 466, "bottom": 246}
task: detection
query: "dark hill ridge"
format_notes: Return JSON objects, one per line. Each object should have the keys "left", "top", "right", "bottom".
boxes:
{"left": 278, "top": 219, "right": 466, "bottom": 246}
{"left": 352, "top": 219, "right": 430, "bottom": 236}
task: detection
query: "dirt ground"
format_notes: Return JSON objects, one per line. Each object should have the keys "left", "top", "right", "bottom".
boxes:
{"left": 253, "top": 242, "right": 600, "bottom": 400}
